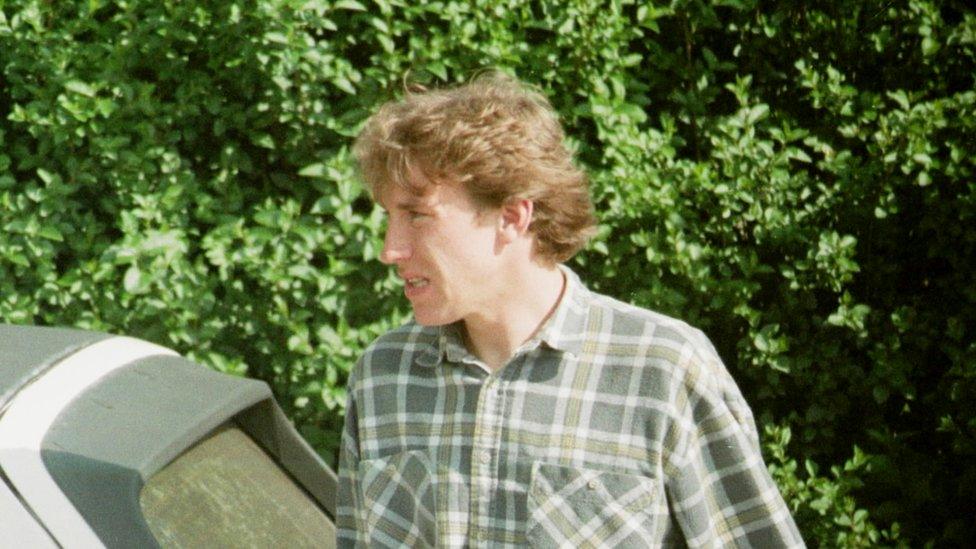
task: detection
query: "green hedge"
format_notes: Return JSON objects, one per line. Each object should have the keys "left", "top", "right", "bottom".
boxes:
{"left": 2, "top": 1, "right": 973, "bottom": 545}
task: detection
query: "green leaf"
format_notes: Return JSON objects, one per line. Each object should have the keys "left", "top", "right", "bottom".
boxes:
{"left": 38, "top": 226, "right": 64, "bottom": 241}
{"left": 8, "top": 253, "right": 30, "bottom": 267}
{"left": 252, "top": 133, "right": 276, "bottom": 149}
{"left": 746, "top": 104, "right": 769, "bottom": 125}
{"left": 790, "top": 149, "right": 812, "bottom": 163}
{"left": 37, "top": 168, "right": 56, "bottom": 184}
{"left": 123, "top": 265, "right": 151, "bottom": 294}
{"left": 370, "top": 18, "right": 390, "bottom": 34}
{"left": 299, "top": 163, "right": 326, "bottom": 177}
{"left": 264, "top": 31, "right": 289, "bottom": 45}
{"left": 254, "top": 209, "right": 280, "bottom": 228}
{"left": 65, "top": 80, "right": 96, "bottom": 97}
{"left": 334, "top": 0, "right": 366, "bottom": 10}
{"left": 333, "top": 75, "right": 356, "bottom": 95}
{"left": 886, "top": 90, "right": 910, "bottom": 111}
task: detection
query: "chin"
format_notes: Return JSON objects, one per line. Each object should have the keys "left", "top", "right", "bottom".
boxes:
{"left": 413, "top": 316, "right": 452, "bottom": 327}
{"left": 411, "top": 309, "right": 458, "bottom": 327}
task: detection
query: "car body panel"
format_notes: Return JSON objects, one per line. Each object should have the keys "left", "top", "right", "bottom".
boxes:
{"left": 0, "top": 335, "right": 175, "bottom": 547}
{"left": 0, "top": 325, "right": 337, "bottom": 548}
{"left": 0, "top": 324, "right": 109, "bottom": 412}
{"left": 0, "top": 478, "right": 57, "bottom": 548}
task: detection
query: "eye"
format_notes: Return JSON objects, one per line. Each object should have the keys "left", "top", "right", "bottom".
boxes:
{"left": 408, "top": 210, "right": 429, "bottom": 221}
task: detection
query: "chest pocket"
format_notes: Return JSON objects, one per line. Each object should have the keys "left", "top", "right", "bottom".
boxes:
{"left": 359, "top": 451, "right": 438, "bottom": 548}
{"left": 526, "top": 462, "right": 664, "bottom": 548}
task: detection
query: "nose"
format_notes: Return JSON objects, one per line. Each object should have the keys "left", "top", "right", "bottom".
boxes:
{"left": 379, "top": 223, "right": 410, "bottom": 265}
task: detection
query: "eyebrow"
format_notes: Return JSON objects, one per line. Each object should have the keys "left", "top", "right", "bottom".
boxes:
{"left": 393, "top": 197, "right": 428, "bottom": 211}
{"left": 378, "top": 194, "right": 415, "bottom": 208}
{"left": 395, "top": 198, "right": 421, "bottom": 208}
{"left": 377, "top": 199, "right": 422, "bottom": 216}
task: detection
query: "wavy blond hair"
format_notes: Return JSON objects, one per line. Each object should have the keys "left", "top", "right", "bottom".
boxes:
{"left": 353, "top": 72, "right": 596, "bottom": 264}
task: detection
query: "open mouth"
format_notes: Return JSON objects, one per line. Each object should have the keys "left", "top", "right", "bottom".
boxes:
{"left": 406, "top": 277, "right": 429, "bottom": 289}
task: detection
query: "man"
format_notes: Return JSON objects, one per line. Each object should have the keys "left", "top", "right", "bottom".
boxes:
{"left": 336, "top": 72, "right": 803, "bottom": 547}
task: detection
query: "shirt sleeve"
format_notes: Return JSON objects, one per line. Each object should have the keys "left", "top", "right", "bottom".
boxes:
{"left": 335, "top": 382, "right": 365, "bottom": 548}
{"left": 665, "top": 344, "right": 805, "bottom": 548}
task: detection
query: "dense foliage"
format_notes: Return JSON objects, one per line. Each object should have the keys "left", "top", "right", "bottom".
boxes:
{"left": 2, "top": 0, "right": 973, "bottom": 545}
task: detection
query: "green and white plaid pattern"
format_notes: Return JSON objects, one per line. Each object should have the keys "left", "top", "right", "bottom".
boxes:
{"left": 336, "top": 267, "right": 804, "bottom": 547}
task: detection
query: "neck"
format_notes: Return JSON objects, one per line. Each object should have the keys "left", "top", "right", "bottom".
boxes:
{"left": 462, "top": 263, "right": 566, "bottom": 371}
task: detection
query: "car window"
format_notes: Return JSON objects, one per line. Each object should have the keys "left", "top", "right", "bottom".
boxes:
{"left": 139, "top": 424, "right": 335, "bottom": 548}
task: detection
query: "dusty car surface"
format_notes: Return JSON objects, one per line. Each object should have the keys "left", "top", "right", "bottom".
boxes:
{"left": 0, "top": 324, "right": 337, "bottom": 548}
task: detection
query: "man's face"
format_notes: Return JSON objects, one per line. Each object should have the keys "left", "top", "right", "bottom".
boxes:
{"left": 378, "top": 179, "right": 502, "bottom": 326}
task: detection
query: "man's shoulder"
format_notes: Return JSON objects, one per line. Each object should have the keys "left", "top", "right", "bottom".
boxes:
{"left": 585, "top": 289, "right": 714, "bottom": 354}
{"left": 583, "top": 288, "right": 737, "bottom": 386}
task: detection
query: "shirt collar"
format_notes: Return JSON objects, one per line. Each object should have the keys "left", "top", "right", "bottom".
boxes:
{"left": 418, "top": 264, "right": 590, "bottom": 368}
{"left": 533, "top": 264, "right": 589, "bottom": 357}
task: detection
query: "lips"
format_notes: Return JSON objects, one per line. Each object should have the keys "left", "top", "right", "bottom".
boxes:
{"left": 400, "top": 272, "right": 431, "bottom": 300}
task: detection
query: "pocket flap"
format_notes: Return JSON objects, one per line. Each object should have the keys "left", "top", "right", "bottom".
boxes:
{"left": 527, "top": 462, "right": 661, "bottom": 547}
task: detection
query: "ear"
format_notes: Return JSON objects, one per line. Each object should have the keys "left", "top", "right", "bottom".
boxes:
{"left": 497, "top": 198, "right": 533, "bottom": 244}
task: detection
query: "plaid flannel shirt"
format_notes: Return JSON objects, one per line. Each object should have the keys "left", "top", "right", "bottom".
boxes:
{"left": 336, "top": 267, "right": 804, "bottom": 547}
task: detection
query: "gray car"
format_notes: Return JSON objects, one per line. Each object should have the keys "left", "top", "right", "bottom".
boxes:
{"left": 1, "top": 324, "right": 337, "bottom": 548}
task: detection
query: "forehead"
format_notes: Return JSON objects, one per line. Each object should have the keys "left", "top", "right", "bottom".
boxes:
{"left": 377, "top": 177, "right": 480, "bottom": 214}
{"left": 376, "top": 182, "right": 429, "bottom": 211}
{"left": 376, "top": 162, "right": 434, "bottom": 208}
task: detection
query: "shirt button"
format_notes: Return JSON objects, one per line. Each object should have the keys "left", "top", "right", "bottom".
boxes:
{"left": 587, "top": 479, "right": 600, "bottom": 490}
{"left": 479, "top": 450, "right": 491, "bottom": 464}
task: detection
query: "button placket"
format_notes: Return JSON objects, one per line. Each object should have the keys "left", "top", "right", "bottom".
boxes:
{"left": 470, "top": 375, "right": 502, "bottom": 543}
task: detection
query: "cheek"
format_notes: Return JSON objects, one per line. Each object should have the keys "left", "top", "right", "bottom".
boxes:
{"left": 455, "top": 237, "right": 499, "bottom": 274}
